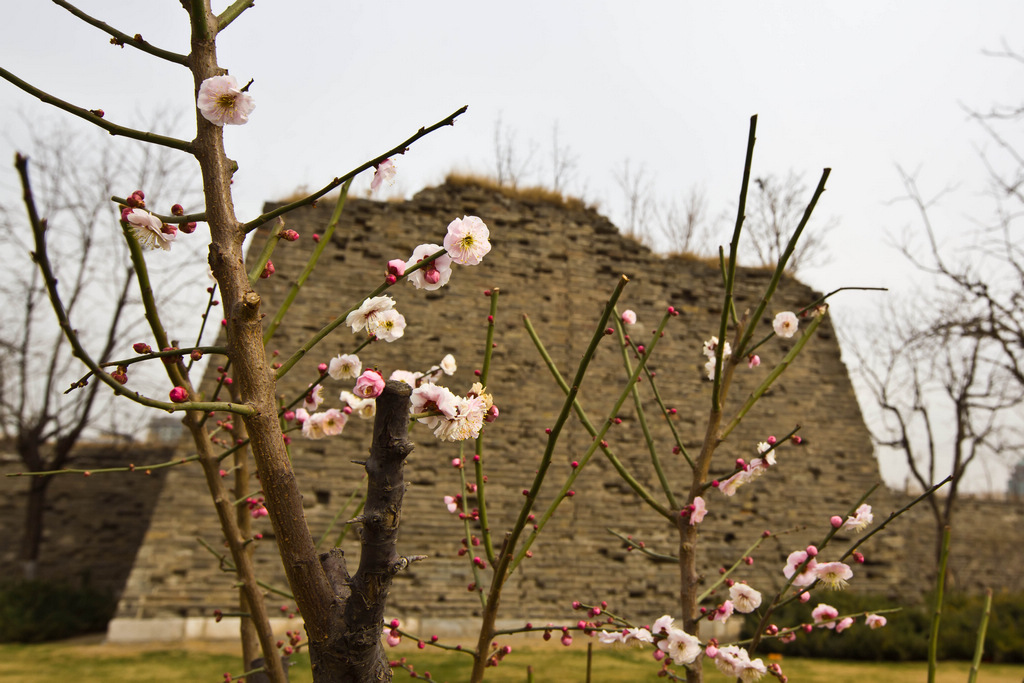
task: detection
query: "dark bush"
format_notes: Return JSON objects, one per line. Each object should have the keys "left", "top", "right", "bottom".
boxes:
{"left": 741, "top": 590, "right": 1024, "bottom": 663}
{"left": 0, "top": 580, "right": 116, "bottom": 643}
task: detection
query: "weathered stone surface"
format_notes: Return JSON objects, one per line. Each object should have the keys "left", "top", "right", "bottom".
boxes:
{"left": 4, "top": 180, "right": 1019, "bottom": 641}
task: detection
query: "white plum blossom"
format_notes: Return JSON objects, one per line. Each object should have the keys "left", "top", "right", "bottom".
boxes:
{"left": 443, "top": 215, "right": 491, "bottom": 265}
{"left": 702, "top": 336, "right": 732, "bottom": 380}
{"left": 433, "top": 394, "right": 487, "bottom": 442}
{"left": 718, "top": 469, "right": 751, "bottom": 497}
{"left": 772, "top": 311, "right": 799, "bottom": 338}
{"left": 843, "top": 504, "right": 874, "bottom": 532}
{"left": 345, "top": 296, "right": 396, "bottom": 333}
{"left": 389, "top": 369, "right": 423, "bottom": 386}
{"left": 328, "top": 354, "right": 361, "bottom": 380}
{"left": 340, "top": 390, "right": 376, "bottom": 419}
{"left": 440, "top": 353, "right": 457, "bottom": 375}
{"left": 303, "top": 384, "right": 324, "bottom": 411}
{"left": 443, "top": 495, "right": 459, "bottom": 514}
{"left": 812, "top": 603, "right": 840, "bottom": 628}
{"left": 370, "top": 158, "right": 396, "bottom": 193}
{"left": 367, "top": 308, "right": 406, "bottom": 342}
{"left": 652, "top": 615, "right": 675, "bottom": 634}
{"left": 597, "top": 630, "right": 625, "bottom": 644}
{"left": 624, "top": 627, "right": 653, "bottom": 643}
{"left": 656, "top": 625, "right": 701, "bottom": 665}
{"left": 196, "top": 75, "right": 255, "bottom": 126}
{"left": 406, "top": 243, "right": 453, "bottom": 291}
{"left": 302, "top": 412, "right": 327, "bottom": 439}
{"left": 126, "top": 209, "right": 175, "bottom": 251}
{"left": 729, "top": 583, "right": 763, "bottom": 613}
{"left": 713, "top": 645, "right": 766, "bottom": 681}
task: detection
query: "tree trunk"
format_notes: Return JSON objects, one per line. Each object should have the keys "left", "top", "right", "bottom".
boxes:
{"left": 19, "top": 475, "right": 52, "bottom": 580}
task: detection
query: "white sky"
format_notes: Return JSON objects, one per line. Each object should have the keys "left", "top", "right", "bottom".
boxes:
{"left": 2, "top": 1, "right": 1022, "bottom": 491}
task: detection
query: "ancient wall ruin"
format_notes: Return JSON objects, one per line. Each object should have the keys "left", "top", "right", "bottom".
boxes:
{"left": 7, "top": 180, "right": 1013, "bottom": 641}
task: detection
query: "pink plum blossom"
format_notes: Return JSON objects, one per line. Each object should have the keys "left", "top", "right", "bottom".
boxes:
{"left": 783, "top": 550, "right": 818, "bottom": 587}
{"left": 320, "top": 408, "right": 347, "bottom": 436}
{"left": 433, "top": 394, "right": 487, "bottom": 442}
{"left": 621, "top": 309, "right": 637, "bottom": 325}
{"left": 689, "top": 496, "right": 707, "bottom": 525}
{"left": 813, "top": 561, "right": 853, "bottom": 590}
{"left": 410, "top": 383, "right": 459, "bottom": 428}
{"left": 328, "top": 354, "right": 361, "bottom": 380}
{"left": 772, "top": 311, "right": 799, "bottom": 338}
{"left": 197, "top": 75, "right": 255, "bottom": 126}
{"left": 443, "top": 215, "right": 491, "bottom": 265}
{"left": 835, "top": 617, "right": 855, "bottom": 633}
{"left": 748, "top": 354, "right": 761, "bottom": 368}
{"left": 354, "top": 370, "right": 385, "bottom": 398}
{"left": 597, "top": 630, "right": 624, "bottom": 644}
{"left": 443, "top": 495, "right": 459, "bottom": 514}
{"left": 865, "top": 614, "right": 887, "bottom": 629}
{"left": 126, "top": 209, "right": 175, "bottom": 251}
{"left": 302, "top": 412, "right": 327, "bottom": 439}
{"left": 370, "top": 158, "right": 396, "bottom": 193}
{"left": 843, "top": 503, "right": 874, "bottom": 532}
{"left": 812, "top": 603, "right": 839, "bottom": 628}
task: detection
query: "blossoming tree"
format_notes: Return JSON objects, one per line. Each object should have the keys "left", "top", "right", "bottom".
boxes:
{"left": 2, "top": 3, "right": 952, "bottom": 683}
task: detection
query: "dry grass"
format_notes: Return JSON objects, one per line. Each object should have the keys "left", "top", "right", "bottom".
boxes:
{"left": 2, "top": 637, "right": 1023, "bottom": 682}
{"left": 444, "top": 172, "right": 590, "bottom": 211}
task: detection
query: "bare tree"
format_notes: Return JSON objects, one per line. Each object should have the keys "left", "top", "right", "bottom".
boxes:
{"left": 613, "top": 158, "right": 655, "bottom": 245}
{"left": 852, "top": 305, "right": 1023, "bottom": 571}
{"left": 0, "top": 120, "right": 195, "bottom": 579}
{"left": 655, "top": 184, "right": 714, "bottom": 256}
{"left": 741, "top": 170, "right": 837, "bottom": 272}
{"left": 548, "top": 121, "right": 578, "bottom": 195}
{"left": 492, "top": 114, "right": 536, "bottom": 189}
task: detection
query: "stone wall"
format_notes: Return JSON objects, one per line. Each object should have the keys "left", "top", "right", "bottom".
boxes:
{"left": 82, "top": 180, "right": 1024, "bottom": 638}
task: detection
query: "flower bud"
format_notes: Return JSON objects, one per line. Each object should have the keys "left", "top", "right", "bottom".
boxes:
{"left": 133, "top": 342, "right": 152, "bottom": 354}
{"left": 280, "top": 229, "right": 299, "bottom": 241}
{"left": 180, "top": 221, "right": 198, "bottom": 234}
{"left": 171, "top": 204, "right": 184, "bottom": 216}
{"left": 169, "top": 386, "right": 188, "bottom": 403}
{"left": 260, "top": 261, "right": 275, "bottom": 279}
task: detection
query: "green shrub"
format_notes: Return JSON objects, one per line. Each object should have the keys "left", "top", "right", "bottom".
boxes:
{"left": 0, "top": 580, "right": 116, "bottom": 643}
{"left": 740, "top": 590, "right": 1024, "bottom": 663}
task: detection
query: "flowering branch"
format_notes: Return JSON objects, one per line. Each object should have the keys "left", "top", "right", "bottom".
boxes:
{"left": 111, "top": 196, "right": 206, "bottom": 224}
{"left": 242, "top": 106, "right": 469, "bottom": 234}
{"left": 0, "top": 67, "right": 194, "bottom": 152}
{"left": 51, "top": 0, "right": 190, "bottom": 65}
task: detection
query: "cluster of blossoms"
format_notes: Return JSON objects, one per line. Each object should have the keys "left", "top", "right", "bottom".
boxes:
{"left": 701, "top": 310, "right": 800, "bottom": 379}
{"left": 701, "top": 336, "right": 731, "bottom": 380}
{"left": 120, "top": 190, "right": 197, "bottom": 252}
{"left": 411, "top": 380, "right": 497, "bottom": 442}
{"left": 717, "top": 439, "right": 778, "bottom": 497}
{"left": 197, "top": 74, "right": 256, "bottom": 126}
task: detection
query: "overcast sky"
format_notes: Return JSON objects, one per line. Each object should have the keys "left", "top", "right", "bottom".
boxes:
{"left": 2, "top": 2, "right": 1022, "bottom": 491}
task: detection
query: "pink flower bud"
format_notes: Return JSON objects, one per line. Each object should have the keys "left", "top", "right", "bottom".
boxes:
{"left": 110, "top": 368, "right": 128, "bottom": 385}
{"left": 133, "top": 342, "right": 152, "bottom": 354}
{"left": 260, "top": 261, "right": 275, "bottom": 279}
{"left": 806, "top": 545, "right": 818, "bottom": 557}
{"left": 190, "top": 349, "right": 203, "bottom": 361}
{"left": 317, "top": 363, "right": 328, "bottom": 373}
{"left": 170, "top": 204, "right": 184, "bottom": 216}
{"left": 160, "top": 223, "right": 178, "bottom": 236}
{"left": 748, "top": 354, "right": 761, "bottom": 368}
{"left": 180, "top": 221, "right": 198, "bottom": 234}
{"left": 387, "top": 259, "right": 406, "bottom": 277}
{"left": 312, "top": 233, "right": 320, "bottom": 242}
{"left": 386, "top": 633, "right": 401, "bottom": 647}
{"left": 169, "top": 386, "right": 188, "bottom": 403}
{"left": 560, "top": 634, "right": 572, "bottom": 646}
{"left": 280, "top": 229, "right": 299, "bottom": 241}
{"left": 830, "top": 516, "right": 843, "bottom": 528}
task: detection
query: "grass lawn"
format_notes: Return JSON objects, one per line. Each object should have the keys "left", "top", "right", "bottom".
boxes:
{"left": 1, "top": 637, "right": 1022, "bottom": 682}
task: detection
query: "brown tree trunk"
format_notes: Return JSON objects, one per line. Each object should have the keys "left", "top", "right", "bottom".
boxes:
{"left": 19, "top": 475, "right": 52, "bottom": 580}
